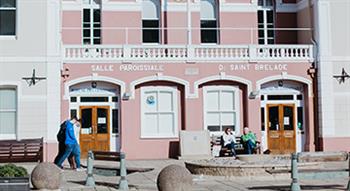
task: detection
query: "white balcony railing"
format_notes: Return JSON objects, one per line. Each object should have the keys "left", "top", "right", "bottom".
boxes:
{"left": 63, "top": 44, "right": 314, "bottom": 63}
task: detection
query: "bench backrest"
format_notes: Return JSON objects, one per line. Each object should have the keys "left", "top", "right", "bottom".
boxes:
{"left": 93, "top": 151, "right": 122, "bottom": 162}
{"left": 0, "top": 138, "right": 43, "bottom": 163}
{"left": 297, "top": 151, "right": 349, "bottom": 163}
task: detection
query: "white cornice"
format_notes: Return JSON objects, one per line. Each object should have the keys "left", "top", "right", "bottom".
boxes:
{"left": 162, "top": 2, "right": 200, "bottom": 12}
{"left": 62, "top": 0, "right": 315, "bottom": 13}
{"left": 220, "top": 3, "right": 258, "bottom": 13}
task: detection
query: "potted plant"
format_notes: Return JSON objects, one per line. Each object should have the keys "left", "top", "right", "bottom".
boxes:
{"left": 0, "top": 164, "right": 30, "bottom": 191}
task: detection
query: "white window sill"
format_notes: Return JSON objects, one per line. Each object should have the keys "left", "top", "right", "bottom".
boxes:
{"left": 0, "top": 134, "right": 16, "bottom": 140}
{"left": 200, "top": 43, "right": 218, "bottom": 46}
{"left": 142, "top": 43, "right": 161, "bottom": 45}
{"left": 140, "top": 135, "right": 179, "bottom": 139}
{"left": 0, "top": 36, "right": 17, "bottom": 40}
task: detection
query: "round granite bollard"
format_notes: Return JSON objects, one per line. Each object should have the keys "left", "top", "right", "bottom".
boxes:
{"left": 31, "top": 162, "right": 62, "bottom": 190}
{"left": 157, "top": 164, "right": 193, "bottom": 191}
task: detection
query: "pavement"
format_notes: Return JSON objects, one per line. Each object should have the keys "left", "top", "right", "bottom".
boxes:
{"left": 12, "top": 159, "right": 350, "bottom": 191}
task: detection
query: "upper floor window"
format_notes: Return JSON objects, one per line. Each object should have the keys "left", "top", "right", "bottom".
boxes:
{"left": 258, "top": 0, "right": 274, "bottom": 44}
{"left": 142, "top": 0, "right": 160, "bottom": 43}
{"left": 83, "top": 0, "right": 101, "bottom": 44}
{"left": 0, "top": 0, "right": 16, "bottom": 36}
{"left": 200, "top": 0, "right": 218, "bottom": 44}
{"left": 0, "top": 88, "right": 17, "bottom": 137}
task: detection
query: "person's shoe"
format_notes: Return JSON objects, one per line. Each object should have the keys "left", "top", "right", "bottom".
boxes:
{"left": 75, "top": 168, "right": 85, "bottom": 172}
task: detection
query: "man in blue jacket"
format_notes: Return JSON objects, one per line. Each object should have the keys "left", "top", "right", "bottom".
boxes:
{"left": 55, "top": 116, "right": 83, "bottom": 171}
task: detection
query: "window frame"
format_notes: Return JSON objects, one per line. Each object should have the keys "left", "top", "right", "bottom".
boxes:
{"left": 142, "top": 0, "right": 161, "bottom": 44}
{"left": 200, "top": 0, "right": 219, "bottom": 44}
{"left": 257, "top": 0, "right": 275, "bottom": 45}
{"left": 0, "top": 0, "right": 17, "bottom": 38}
{"left": 82, "top": 1, "right": 101, "bottom": 45}
{"left": 0, "top": 86, "right": 18, "bottom": 139}
{"left": 203, "top": 86, "right": 240, "bottom": 136}
{"left": 140, "top": 86, "right": 178, "bottom": 138}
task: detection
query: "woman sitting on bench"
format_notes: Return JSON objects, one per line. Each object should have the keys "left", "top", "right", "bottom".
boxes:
{"left": 222, "top": 128, "right": 237, "bottom": 157}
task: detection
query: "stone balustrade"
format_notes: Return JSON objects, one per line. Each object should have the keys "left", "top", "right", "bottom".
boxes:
{"left": 63, "top": 44, "right": 314, "bottom": 63}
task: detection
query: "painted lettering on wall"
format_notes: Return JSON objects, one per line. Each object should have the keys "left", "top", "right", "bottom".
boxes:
{"left": 91, "top": 65, "right": 114, "bottom": 72}
{"left": 219, "top": 64, "right": 288, "bottom": 71}
{"left": 119, "top": 64, "right": 164, "bottom": 72}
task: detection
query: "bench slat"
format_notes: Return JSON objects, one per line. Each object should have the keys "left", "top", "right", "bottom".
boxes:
{"left": 0, "top": 138, "right": 43, "bottom": 163}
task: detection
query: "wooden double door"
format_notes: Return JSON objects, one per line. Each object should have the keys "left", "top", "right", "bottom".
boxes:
{"left": 267, "top": 104, "right": 296, "bottom": 154}
{"left": 80, "top": 106, "right": 110, "bottom": 158}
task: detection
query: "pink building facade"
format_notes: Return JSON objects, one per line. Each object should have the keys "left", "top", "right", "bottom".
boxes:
{"left": 59, "top": 0, "right": 316, "bottom": 159}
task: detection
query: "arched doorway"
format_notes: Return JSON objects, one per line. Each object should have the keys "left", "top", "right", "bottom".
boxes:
{"left": 69, "top": 81, "right": 120, "bottom": 158}
{"left": 260, "top": 80, "right": 307, "bottom": 154}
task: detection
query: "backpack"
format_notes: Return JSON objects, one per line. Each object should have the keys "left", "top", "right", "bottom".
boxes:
{"left": 57, "top": 121, "right": 67, "bottom": 142}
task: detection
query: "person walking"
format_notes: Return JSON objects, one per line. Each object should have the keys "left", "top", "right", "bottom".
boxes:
{"left": 55, "top": 116, "right": 84, "bottom": 171}
{"left": 68, "top": 120, "right": 81, "bottom": 169}
{"left": 54, "top": 120, "right": 75, "bottom": 168}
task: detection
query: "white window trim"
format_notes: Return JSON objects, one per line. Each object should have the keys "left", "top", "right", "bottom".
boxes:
{"left": 140, "top": 86, "right": 178, "bottom": 139}
{"left": 81, "top": 2, "right": 101, "bottom": 45}
{"left": 258, "top": 0, "right": 275, "bottom": 45}
{"left": 0, "top": 0, "right": 17, "bottom": 37}
{"left": 200, "top": 0, "right": 219, "bottom": 44}
{"left": 0, "top": 85, "right": 18, "bottom": 139}
{"left": 203, "top": 85, "right": 240, "bottom": 136}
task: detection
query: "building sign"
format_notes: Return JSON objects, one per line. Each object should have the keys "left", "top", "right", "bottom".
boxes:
{"left": 119, "top": 64, "right": 164, "bottom": 72}
{"left": 219, "top": 63, "right": 288, "bottom": 72}
{"left": 91, "top": 65, "right": 114, "bottom": 72}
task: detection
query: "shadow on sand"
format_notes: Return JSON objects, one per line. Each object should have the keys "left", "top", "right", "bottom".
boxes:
{"left": 248, "top": 184, "right": 345, "bottom": 191}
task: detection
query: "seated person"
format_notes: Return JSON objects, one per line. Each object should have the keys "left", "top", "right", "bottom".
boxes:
{"left": 221, "top": 128, "right": 237, "bottom": 157}
{"left": 241, "top": 127, "right": 257, "bottom": 154}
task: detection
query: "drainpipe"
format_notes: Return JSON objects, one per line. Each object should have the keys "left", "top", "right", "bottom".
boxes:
{"left": 307, "top": 0, "right": 322, "bottom": 151}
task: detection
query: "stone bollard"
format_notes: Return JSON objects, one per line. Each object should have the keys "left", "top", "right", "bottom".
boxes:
{"left": 290, "top": 153, "right": 301, "bottom": 191}
{"left": 86, "top": 150, "right": 95, "bottom": 187}
{"left": 157, "top": 164, "right": 193, "bottom": 191}
{"left": 118, "top": 152, "right": 129, "bottom": 190}
{"left": 31, "top": 162, "right": 61, "bottom": 190}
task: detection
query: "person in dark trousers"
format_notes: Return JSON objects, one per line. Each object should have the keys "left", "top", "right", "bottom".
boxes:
{"left": 54, "top": 121, "right": 75, "bottom": 168}
{"left": 241, "top": 127, "right": 257, "bottom": 154}
{"left": 54, "top": 116, "right": 81, "bottom": 170}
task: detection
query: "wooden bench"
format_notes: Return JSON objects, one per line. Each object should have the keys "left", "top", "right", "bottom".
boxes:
{"left": 0, "top": 138, "right": 43, "bottom": 163}
{"left": 211, "top": 136, "right": 261, "bottom": 157}
{"left": 266, "top": 151, "right": 350, "bottom": 191}
{"left": 86, "top": 151, "right": 128, "bottom": 190}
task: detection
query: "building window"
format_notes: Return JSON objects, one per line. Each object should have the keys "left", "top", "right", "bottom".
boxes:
{"left": 0, "top": 88, "right": 16, "bottom": 136}
{"left": 0, "top": 0, "right": 16, "bottom": 36}
{"left": 200, "top": 0, "right": 218, "bottom": 43}
{"left": 258, "top": 0, "right": 274, "bottom": 44}
{"left": 112, "top": 109, "right": 119, "bottom": 134}
{"left": 83, "top": 0, "right": 101, "bottom": 44}
{"left": 141, "top": 86, "right": 178, "bottom": 138}
{"left": 142, "top": 0, "right": 160, "bottom": 43}
{"left": 204, "top": 86, "right": 239, "bottom": 134}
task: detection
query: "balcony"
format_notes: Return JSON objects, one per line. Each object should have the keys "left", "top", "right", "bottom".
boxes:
{"left": 62, "top": 27, "right": 314, "bottom": 63}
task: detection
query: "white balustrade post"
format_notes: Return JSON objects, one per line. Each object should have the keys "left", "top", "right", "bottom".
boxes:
{"left": 123, "top": 45, "right": 131, "bottom": 62}
{"left": 249, "top": 44, "right": 257, "bottom": 62}
{"left": 187, "top": 45, "right": 195, "bottom": 62}
{"left": 309, "top": 45, "right": 314, "bottom": 62}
